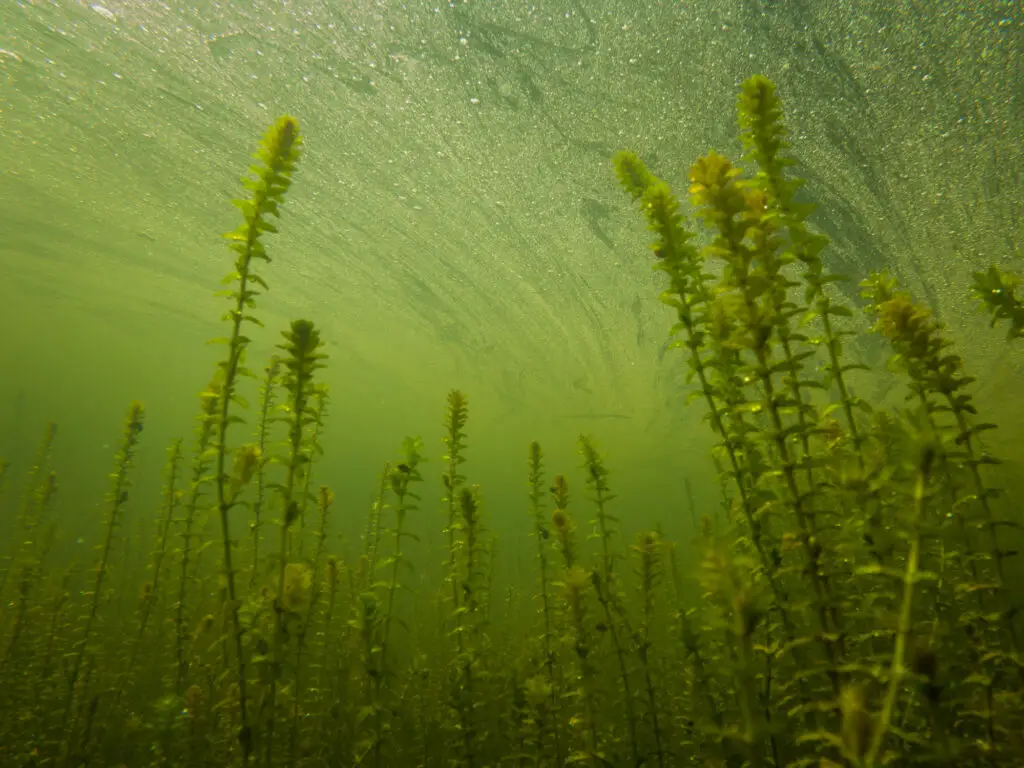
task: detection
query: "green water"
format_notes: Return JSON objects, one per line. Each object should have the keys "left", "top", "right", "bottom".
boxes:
{"left": 1, "top": 1, "right": 1023, "bottom": 766}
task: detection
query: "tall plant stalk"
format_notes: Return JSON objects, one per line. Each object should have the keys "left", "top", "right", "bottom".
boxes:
{"left": 211, "top": 114, "right": 302, "bottom": 764}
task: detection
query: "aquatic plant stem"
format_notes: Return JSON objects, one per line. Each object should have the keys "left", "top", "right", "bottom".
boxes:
{"left": 250, "top": 357, "right": 280, "bottom": 589}
{"left": 214, "top": 288, "right": 256, "bottom": 765}
{"left": 174, "top": 383, "right": 219, "bottom": 694}
{"left": 296, "top": 384, "right": 328, "bottom": 559}
{"left": 864, "top": 453, "right": 929, "bottom": 767}
{"left": 612, "top": 153, "right": 793, "bottom": 630}
{"left": 213, "top": 114, "right": 302, "bottom": 765}
{"left": 579, "top": 437, "right": 641, "bottom": 763}
{"left": 364, "top": 463, "right": 390, "bottom": 576}
{"left": 266, "top": 319, "right": 326, "bottom": 766}
{"left": 289, "top": 486, "right": 334, "bottom": 768}
{"left": 457, "top": 487, "right": 482, "bottom": 768}
{"left": 946, "top": 400, "right": 1024, "bottom": 676}
{"left": 592, "top": 572, "right": 640, "bottom": 766}
{"left": 116, "top": 439, "right": 182, "bottom": 705}
{"left": 214, "top": 466, "right": 252, "bottom": 763}
{"left": 635, "top": 533, "right": 665, "bottom": 768}
{"left": 373, "top": 438, "right": 423, "bottom": 767}
{"left": 59, "top": 402, "right": 144, "bottom": 755}
{"left": 443, "top": 391, "right": 468, "bottom": 617}
{"left": 691, "top": 151, "right": 844, "bottom": 687}
{"left": 528, "top": 442, "right": 561, "bottom": 760}
{"left": 564, "top": 569, "right": 600, "bottom": 767}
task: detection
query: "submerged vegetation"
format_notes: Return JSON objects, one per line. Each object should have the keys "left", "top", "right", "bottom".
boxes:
{"left": 973, "top": 265, "right": 1024, "bottom": 341}
{"left": 1, "top": 75, "right": 1022, "bottom": 767}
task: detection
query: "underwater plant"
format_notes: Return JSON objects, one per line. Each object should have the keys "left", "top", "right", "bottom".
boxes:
{"left": 453, "top": 485, "right": 486, "bottom": 768}
{"left": 0, "top": 423, "right": 58, "bottom": 669}
{"left": 632, "top": 531, "right": 667, "bottom": 768}
{"left": 973, "top": 265, "right": 1024, "bottom": 340}
{"left": 210, "top": 114, "right": 302, "bottom": 765}
{"left": 296, "top": 384, "right": 329, "bottom": 558}
{"left": 116, "top": 439, "right": 183, "bottom": 705}
{"left": 579, "top": 435, "right": 640, "bottom": 765}
{"left": 526, "top": 441, "right": 563, "bottom": 761}
{"left": 614, "top": 73, "right": 1023, "bottom": 766}
{"left": 3, "top": 77, "right": 1023, "bottom": 768}
{"left": 288, "top": 484, "right": 334, "bottom": 768}
{"left": 860, "top": 414, "right": 937, "bottom": 767}
{"left": 174, "top": 378, "right": 221, "bottom": 694}
{"left": 265, "top": 318, "right": 327, "bottom": 765}
{"left": 367, "top": 464, "right": 391, "bottom": 569}
{"left": 60, "top": 402, "right": 144, "bottom": 758}
{"left": 372, "top": 436, "right": 425, "bottom": 767}
{"left": 442, "top": 389, "right": 469, "bottom": 616}
{"left": 250, "top": 356, "right": 281, "bottom": 588}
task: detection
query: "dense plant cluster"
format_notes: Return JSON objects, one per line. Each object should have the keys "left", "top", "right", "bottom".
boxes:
{"left": 0, "top": 76, "right": 1021, "bottom": 768}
